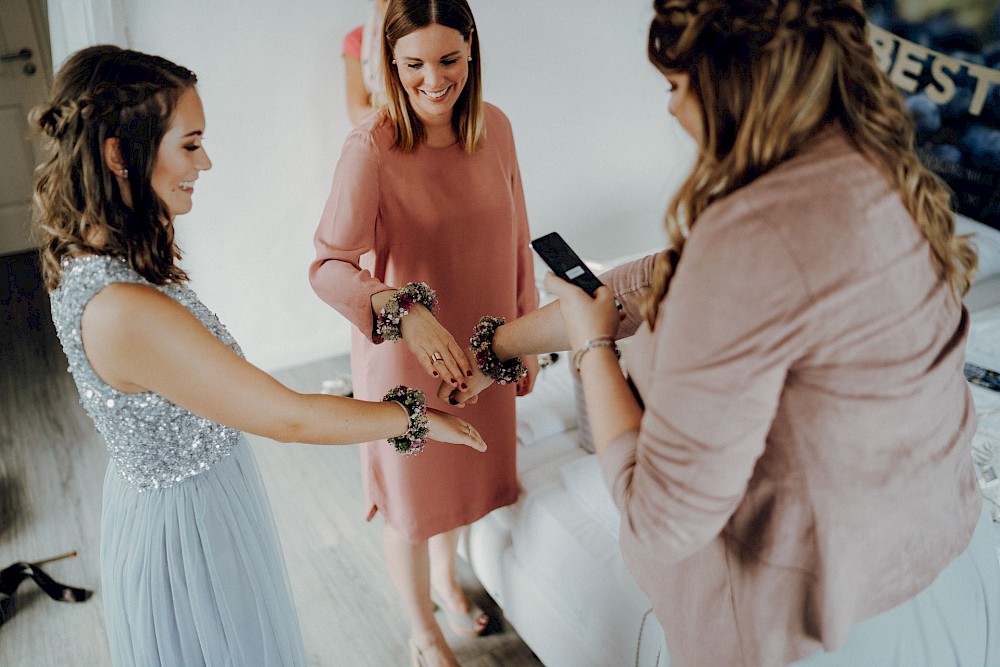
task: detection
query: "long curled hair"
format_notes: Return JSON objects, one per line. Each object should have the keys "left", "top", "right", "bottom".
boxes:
{"left": 381, "top": 0, "right": 484, "bottom": 153}
{"left": 31, "top": 45, "right": 197, "bottom": 290}
{"left": 643, "top": 0, "right": 978, "bottom": 325}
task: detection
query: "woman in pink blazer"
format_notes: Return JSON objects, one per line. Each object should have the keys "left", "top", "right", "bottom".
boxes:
{"left": 446, "top": 1, "right": 999, "bottom": 665}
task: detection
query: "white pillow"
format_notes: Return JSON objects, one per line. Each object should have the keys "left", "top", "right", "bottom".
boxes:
{"left": 559, "top": 454, "right": 621, "bottom": 538}
{"left": 515, "top": 355, "right": 577, "bottom": 447}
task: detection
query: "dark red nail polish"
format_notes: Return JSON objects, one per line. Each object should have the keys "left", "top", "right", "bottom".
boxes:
{"left": 466, "top": 370, "right": 473, "bottom": 377}
{"left": 432, "top": 371, "right": 438, "bottom": 377}
{"left": 460, "top": 383, "right": 468, "bottom": 391}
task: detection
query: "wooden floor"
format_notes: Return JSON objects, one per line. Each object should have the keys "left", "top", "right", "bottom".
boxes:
{"left": 0, "top": 252, "right": 544, "bottom": 666}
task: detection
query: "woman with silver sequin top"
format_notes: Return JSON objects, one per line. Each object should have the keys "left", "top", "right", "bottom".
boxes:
{"left": 32, "top": 45, "right": 486, "bottom": 667}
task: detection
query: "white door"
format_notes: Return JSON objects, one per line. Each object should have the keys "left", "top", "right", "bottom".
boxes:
{"left": 0, "top": 0, "right": 51, "bottom": 256}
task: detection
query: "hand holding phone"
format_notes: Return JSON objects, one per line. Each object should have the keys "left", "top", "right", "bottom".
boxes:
{"left": 531, "top": 232, "right": 604, "bottom": 296}
{"left": 531, "top": 232, "right": 621, "bottom": 309}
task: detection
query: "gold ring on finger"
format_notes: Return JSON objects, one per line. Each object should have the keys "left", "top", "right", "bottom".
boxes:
{"left": 432, "top": 352, "right": 444, "bottom": 362}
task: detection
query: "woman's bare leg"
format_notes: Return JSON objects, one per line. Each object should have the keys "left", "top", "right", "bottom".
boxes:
{"left": 384, "top": 523, "right": 459, "bottom": 667}
{"left": 429, "top": 526, "right": 488, "bottom": 635}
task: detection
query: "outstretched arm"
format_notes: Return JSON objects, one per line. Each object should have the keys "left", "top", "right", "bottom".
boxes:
{"left": 442, "top": 252, "right": 659, "bottom": 405}
{"left": 444, "top": 275, "right": 642, "bottom": 447}
{"left": 81, "top": 283, "right": 485, "bottom": 450}
{"left": 438, "top": 298, "right": 570, "bottom": 404}
{"left": 492, "top": 298, "right": 571, "bottom": 360}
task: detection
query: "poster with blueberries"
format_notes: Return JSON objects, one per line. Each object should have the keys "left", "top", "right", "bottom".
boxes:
{"left": 864, "top": 1, "right": 1000, "bottom": 230}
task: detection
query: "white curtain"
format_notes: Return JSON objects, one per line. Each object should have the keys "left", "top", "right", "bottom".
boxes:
{"left": 46, "top": 0, "right": 128, "bottom": 73}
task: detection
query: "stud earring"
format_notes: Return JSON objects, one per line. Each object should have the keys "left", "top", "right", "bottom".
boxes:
{"left": 120, "top": 168, "right": 128, "bottom": 177}
{"left": 392, "top": 59, "right": 397, "bottom": 64}
{"left": 467, "top": 56, "right": 472, "bottom": 62}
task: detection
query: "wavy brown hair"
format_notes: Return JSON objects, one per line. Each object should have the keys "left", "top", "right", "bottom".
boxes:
{"left": 31, "top": 45, "right": 197, "bottom": 290}
{"left": 381, "top": 0, "right": 484, "bottom": 153}
{"left": 643, "top": 0, "right": 978, "bottom": 326}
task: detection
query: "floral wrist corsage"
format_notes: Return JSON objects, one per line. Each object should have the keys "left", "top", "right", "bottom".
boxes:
{"left": 375, "top": 282, "right": 438, "bottom": 343}
{"left": 383, "top": 385, "right": 430, "bottom": 456}
{"left": 470, "top": 315, "right": 527, "bottom": 385}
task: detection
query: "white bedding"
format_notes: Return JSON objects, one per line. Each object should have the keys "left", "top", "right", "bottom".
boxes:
{"left": 967, "top": 304, "right": 1000, "bottom": 529}
{"left": 515, "top": 357, "right": 578, "bottom": 448}
{"left": 558, "top": 454, "right": 619, "bottom": 538}
{"left": 508, "top": 431, "right": 655, "bottom": 667}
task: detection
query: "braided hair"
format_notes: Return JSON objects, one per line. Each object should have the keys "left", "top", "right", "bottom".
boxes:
{"left": 642, "top": 0, "right": 977, "bottom": 326}
{"left": 30, "top": 45, "right": 197, "bottom": 290}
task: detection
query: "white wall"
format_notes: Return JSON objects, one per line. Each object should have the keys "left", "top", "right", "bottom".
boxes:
{"left": 119, "top": 0, "right": 694, "bottom": 371}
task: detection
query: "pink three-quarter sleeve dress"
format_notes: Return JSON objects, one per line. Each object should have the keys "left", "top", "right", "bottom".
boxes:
{"left": 309, "top": 104, "right": 538, "bottom": 542}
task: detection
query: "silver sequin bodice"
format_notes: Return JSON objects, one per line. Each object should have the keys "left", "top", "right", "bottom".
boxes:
{"left": 50, "top": 256, "right": 243, "bottom": 492}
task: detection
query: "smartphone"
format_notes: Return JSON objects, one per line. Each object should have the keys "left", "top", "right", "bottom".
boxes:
{"left": 531, "top": 232, "right": 605, "bottom": 297}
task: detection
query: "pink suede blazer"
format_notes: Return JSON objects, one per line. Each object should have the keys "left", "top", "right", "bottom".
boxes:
{"left": 600, "top": 125, "right": 981, "bottom": 667}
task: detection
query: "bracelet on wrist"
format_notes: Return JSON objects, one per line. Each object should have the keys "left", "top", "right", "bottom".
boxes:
{"left": 572, "top": 335, "right": 619, "bottom": 373}
{"left": 382, "top": 385, "right": 429, "bottom": 456}
{"left": 470, "top": 315, "right": 527, "bottom": 385}
{"left": 375, "top": 282, "right": 438, "bottom": 343}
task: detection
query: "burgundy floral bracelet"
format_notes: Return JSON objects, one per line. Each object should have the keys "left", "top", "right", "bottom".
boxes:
{"left": 375, "top": 282, "right": 438, "bottom": 343}
{"left": 383, "top": 385, "right": 429, "bottom": 456}
{"left": 470, "top": 315, "right": 527, "bottom": 385}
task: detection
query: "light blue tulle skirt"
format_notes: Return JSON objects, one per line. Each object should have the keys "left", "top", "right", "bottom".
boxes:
{"left": 100, "top": 439, "right": 306, "bottom": 666}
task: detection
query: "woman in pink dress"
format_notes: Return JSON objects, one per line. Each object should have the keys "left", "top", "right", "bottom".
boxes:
{"left": 342, "top": 0, "right": 389, "bottom": 125}
{"left": 309, "top": 1, "right": 538, "bottom": 664}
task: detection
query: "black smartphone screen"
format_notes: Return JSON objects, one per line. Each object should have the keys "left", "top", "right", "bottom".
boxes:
{"left": 531, "top": 232, "right": 604, "bottom": 297}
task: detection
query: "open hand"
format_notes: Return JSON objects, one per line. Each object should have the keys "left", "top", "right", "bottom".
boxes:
{"left": 426, "top": 408, "right": 487, "bottom": 451}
